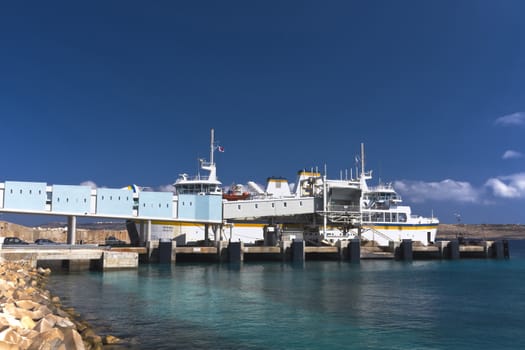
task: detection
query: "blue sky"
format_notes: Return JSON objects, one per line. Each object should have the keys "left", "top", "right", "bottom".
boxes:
{"left": 1, "top": 1, "right": 525, "bottom": 225}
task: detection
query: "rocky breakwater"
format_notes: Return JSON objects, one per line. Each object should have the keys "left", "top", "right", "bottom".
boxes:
{"left": 0, "top": 260, "right": 116, "bottom": 349}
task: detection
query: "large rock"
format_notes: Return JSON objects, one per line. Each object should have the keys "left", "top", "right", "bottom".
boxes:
{"left": 0, "top": 262, "right": 103, "bottom": 349}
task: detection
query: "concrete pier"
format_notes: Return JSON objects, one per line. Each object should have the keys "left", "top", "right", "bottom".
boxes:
{"left": 0, "top": 239, "right": 510, "bottom": 270}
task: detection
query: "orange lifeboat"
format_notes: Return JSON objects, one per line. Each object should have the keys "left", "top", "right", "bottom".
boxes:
{"left": 223, "top": 184, "right": 251, "bottom": 201}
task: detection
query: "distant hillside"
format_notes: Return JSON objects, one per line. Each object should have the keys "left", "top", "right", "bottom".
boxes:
{"left": 0, "top": 221, "right": 128, "bottom": 244}
{"left": 437, "top": 224, "right": 525, "bottom": 240}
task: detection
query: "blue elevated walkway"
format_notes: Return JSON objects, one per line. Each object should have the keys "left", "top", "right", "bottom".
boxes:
{"left": 0, "top": 181, "right": 221, "bottom": 224}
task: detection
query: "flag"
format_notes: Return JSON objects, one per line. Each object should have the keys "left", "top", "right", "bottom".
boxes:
{"left": 217, "top": 145, "right": 225, "bottom": 152}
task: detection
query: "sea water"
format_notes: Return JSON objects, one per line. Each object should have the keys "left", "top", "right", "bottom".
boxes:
{"left": 47, "top": 241, "right": 525, "bottom": 350}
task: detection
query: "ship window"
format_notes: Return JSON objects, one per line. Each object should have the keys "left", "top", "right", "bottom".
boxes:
{"left": 29, "top": 190, "right": 32, "bottom": 194}
{"left": 20, "top": 189, "right": 22, "bottom": 194}
{"left": 237, "top": 205, "right": 241, "bottom": 210}
{"left": 255, "top": 204, "right": 258, "bottom": 209}
{"left": 284, "top": 202, "right": 287, "bottom": 207}
{"left": 10, "top": 189, "right": 12, "bottom": 194}
{"left": 271, "top": 203, "right": 275, "bottom": 208}
{"left": 299, "top": 201, "right": 303, "bottom": 206}
{"left": 399, "top": 213, "right": 407, "bottom": 222}
{"left": 110, "top": 196, "right": 113, "bottom": 200}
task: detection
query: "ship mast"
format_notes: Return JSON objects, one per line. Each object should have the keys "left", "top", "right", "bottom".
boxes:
{"left": 361, "top": 142, "right": 365, "bottom": 177}
{"left": 359, "top": 142, "right": 369, "bottom": 192}
{"left": 210, "top": 128, "right": 215, "bottom": 166}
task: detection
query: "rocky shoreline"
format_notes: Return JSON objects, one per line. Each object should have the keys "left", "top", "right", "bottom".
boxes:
{"left": 0, "top": 259, "right": 119, "bottom": 350}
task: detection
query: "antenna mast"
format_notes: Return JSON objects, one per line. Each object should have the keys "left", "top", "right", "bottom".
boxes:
{"left": 210, "top": 128, "right": 215, "bottom": 165}
{"left": 361, "top": 143, "right": 365, "bottom": 177}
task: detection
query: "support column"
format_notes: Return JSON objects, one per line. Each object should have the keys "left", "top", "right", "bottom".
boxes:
{"left": 139, "top": 221, "right": 146, "bottom": 244}
{"left": 280, "top": 240, "right": 292, "bottom": 261}
{"left": 335, "top": 240, "right": 346, "bottom": 260}
{"left": 67, "top": 216, "right": 77, "bottom": 245}
{"left": 482, "top": 240, "right": 490, "bottom": 259}
{"left": 436, "top": 240, "right": 447, "bottom": 259}
{"left": 146, "top": 220, "right": 152, "bottom": 243}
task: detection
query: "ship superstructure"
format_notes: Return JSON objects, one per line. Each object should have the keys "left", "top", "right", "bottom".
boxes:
{"left": 165, "top": 132, "right": 438, "bottom": 246}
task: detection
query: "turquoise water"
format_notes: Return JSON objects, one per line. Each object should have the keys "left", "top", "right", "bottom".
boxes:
{"left": 48, "top": 241, "right": 525, "bottom": 349}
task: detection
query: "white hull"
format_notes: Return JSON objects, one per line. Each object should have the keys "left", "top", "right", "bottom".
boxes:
{"left": 152, "top": 221, "right": 438, "bottom": 247}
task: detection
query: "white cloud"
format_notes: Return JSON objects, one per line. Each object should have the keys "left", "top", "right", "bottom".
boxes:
{"left": 485, "top": 173, "right": 525, "bottom": 198}
{"left": 394, "top": 179, "right": 480, "bottom": 203}
{"left": 502, "top": 150, "right": 523, "bottom": 159}
{"left": 157, "top": 184, "right": 176, "bottom": 192}
{"left": 80, "top": 180, "right": 97, "bottom": 189}
{"left": 494, "top": 112, "right": 525, "bottom": 126}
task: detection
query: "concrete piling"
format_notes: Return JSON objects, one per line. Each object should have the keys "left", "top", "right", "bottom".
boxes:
{"left": 159, "top": 240, "right": 175, "bottom": 264}
{"left": 228, "top": 241, "right": 244, "bottom": 263}
{"left": 349, "top": 238, "right": 360, "bottom": 263}
{"left": 448, "top": 239, "right": 460, "bottom": 260}
{"left": 493, "top": 240, "right": 505, "bottom": 259}
{"left": 292, "top": 239, "right": 305, "bottom": 263}
{"left": 402, "top": 239, "right": 413, "bottom": 261}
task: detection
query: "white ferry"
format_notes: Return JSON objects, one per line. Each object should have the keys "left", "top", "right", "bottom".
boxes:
{"left": 152, "top": 131, "right": 438, "bottom": 247}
